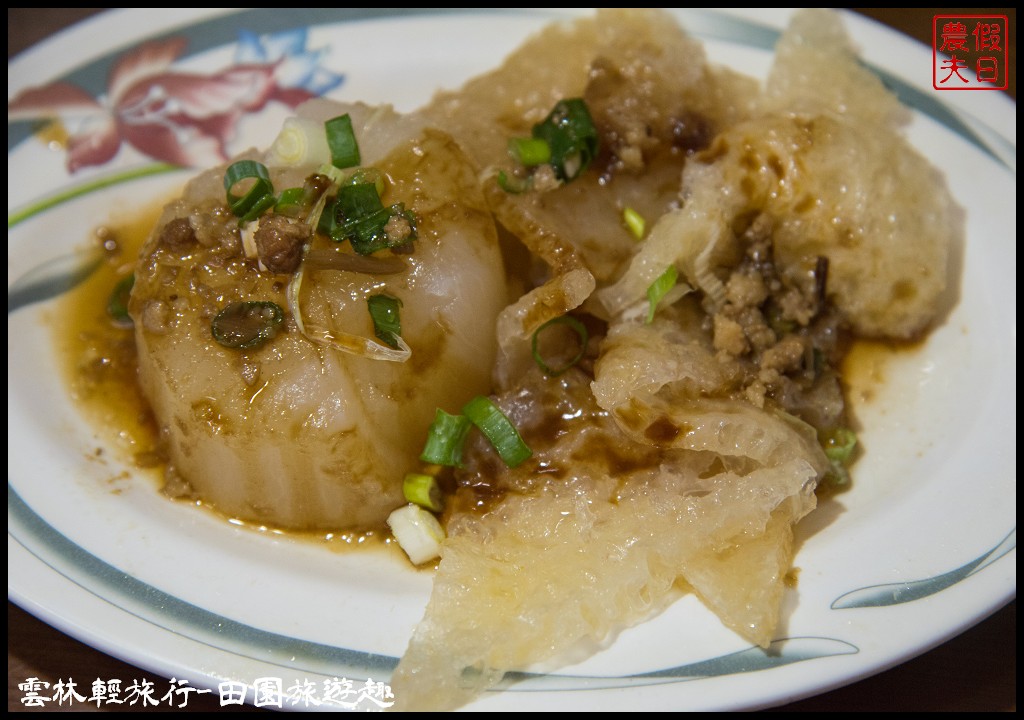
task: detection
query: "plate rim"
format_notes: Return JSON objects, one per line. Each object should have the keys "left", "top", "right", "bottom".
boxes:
{"left": 8, "top": 7, "right": 1017, "bottom": 713}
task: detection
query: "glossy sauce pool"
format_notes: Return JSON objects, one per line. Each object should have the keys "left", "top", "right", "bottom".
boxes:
{"left": 51, "top": 205, "right": 399, "bottom": 557}
{"left": 53, "top": 207, "right": 928, "bottom": 557}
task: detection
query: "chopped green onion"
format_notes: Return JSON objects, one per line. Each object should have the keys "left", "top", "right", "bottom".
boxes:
{"left": 326, "top": 114, "right": 360, "bottom": 169}
{"left": 315, "top": 162, "right": 348, "bottom": 187}
{"left": 318, "top": 196, "right": 340, "bottom": 236}
{"left": 623, "top": 207, "right": 645, "bottom": 240}
{"left": 275, "top": 174, "right": 332, "bottom": 223}
{"left": 211, "top": 301, "right": 284, "bottom": 349}
{"left": 463, "top": 396, "right": 532, "bottom": 468}
{"left": 224, "top": 160, "right": 275, "bottom": 221}
{"left": 646, "top": 266, "right": 678, "bottom": 324}
{"left": 346, "top": 167, "right": 386, "bottom": 195}
{"left": 497, "top": 170, "right": 531, "bottom": 194}
{"left": 334, "top": 182, "right": 389, "bottom": 251}
{"left": 330, "top": 182, "right": 416, "bottom": 255}
{"left": 403, "top": 473, "right": 444, "bottom": 513}
{"left": 240, "top": 193, "right": 278, "bottom": 224}
{"left": 531, "top": 315, "right": 589, "bottom": 377}
{"left": 274, "top": 187, "right": 307, "bottom": 217}
{"left": 387, "top": 504, "right": 445, "bottom": 565}
{"left": 822, "top": 427, "right": 857, "bottom": 465}
{"left": 367, "top": 294, "right": 403, "bottom": 349}
{"left": 334, "top": 182, "right": 386, "bottom": 241}
{"left": 420, "top": 409, "right": 473, "bottom": 467}
{"left": 821, "top": 427, "right": 857, "bottom": 487}
{"left": 531, "top": 98, "right": 599, "bottom": 182}
{"left": 107, "top": 273, "right": 135, "bottom": 327}
{"left": 420, "top": 399, "right": 532, "bottom": 470}
{"left": 509, "top": 137, "right": 551, "bottom": 166}
{"left": 269, "top": 117, "right": 331, "bottom": 167}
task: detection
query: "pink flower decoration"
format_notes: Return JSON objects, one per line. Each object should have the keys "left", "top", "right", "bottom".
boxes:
{"left": 9, "top": 36, "right": 316, "bottom": 172}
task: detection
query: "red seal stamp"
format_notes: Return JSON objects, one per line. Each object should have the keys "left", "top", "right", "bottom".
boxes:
{"left": 933, "top": 14, "right": 1009, "bottom": 90}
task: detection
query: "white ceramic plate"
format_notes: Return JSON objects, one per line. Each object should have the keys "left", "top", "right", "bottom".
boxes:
{"left": 8, "top": 8, "right": 1016, "bottom": 712}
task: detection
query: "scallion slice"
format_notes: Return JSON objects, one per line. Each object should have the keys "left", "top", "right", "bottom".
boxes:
{"left": 330, "top": 182, "right": 416, "bottom": 255}
{"left": 531, "top": 98, "right": 599, "bottom": 182}
{"left": 318, "top": 196, "right": 340, "bottom": 237}
{"left": 623, "top": 207, "right": 646, "bottom": 240}
{"left": 420, "top": 410, "right": 473, "bottom": 467}
{"left": 335, "top": 182, "right": 386, "bottom": 240}
{"left": 497, "top": 170, "right": 530, "bottom": 194}
{"left": 820, "top": 427, "right": 858, "bottom": 487}
{"left": 274, "top": 187, "right": 307, "bottom": 217}
{"left": 211, "top": 301, "right": 284, "bottom": 349}
{"left": 346, "top": 167, "right": 386, "bottom": 195}
{"left": 463, "top": 396, "right": 532, "bottom": 468}
{"left": 822, "top": 427, "right": 857, "bottom": 465}
{"left": 387, "top": 504, "right": 444, "bottom": 565}
{"left": 315, "top": 162, "right": 348, "bottom": 187}
{"left": 509, "top": 137, "right": 552, "bottom": 166}
{"left": 531, "top": 315, "right": 589, "bottom": 377}
{"left": 403, "top": 473, "right": 444, "bottom": 513}
{"left": 240, "top": 193, "right": 278, "bottom": 224}
{"left": 367, "top": 294, "right": 403, "bottom": 350}
{"left": 224, "top": 160, "right": 274, "bottom": 221}
{"left": 326, "top": 114, "right": 360, "bottom": 169}
{"left": 646, "top": 266, "right": 678, "bottom": 324}
{"left": 269, "top": 117, "right": 331, "bottom": 166}
{"left": 107, "top": 273, "right": 135, "bottom": 327}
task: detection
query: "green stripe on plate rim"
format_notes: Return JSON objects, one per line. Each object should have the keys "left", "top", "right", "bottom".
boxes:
{"left": 8, "top": 482, "right": 860, "bottom": 699}
{"left": 6, "top": 7, "right": 1016, "bottom": 704}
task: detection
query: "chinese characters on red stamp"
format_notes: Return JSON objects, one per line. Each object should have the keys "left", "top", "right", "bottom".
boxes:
{"left": 933, "top": 15, "right": 1009, "bottom": 90}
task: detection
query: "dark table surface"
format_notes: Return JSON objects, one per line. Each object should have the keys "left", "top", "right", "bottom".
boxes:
{"left": 8, "top": 7, "right": 1016, "bottom": 713}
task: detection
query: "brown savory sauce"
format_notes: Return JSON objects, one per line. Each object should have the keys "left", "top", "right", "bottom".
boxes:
{"left": 51, "top": 206, "right": 395, "bottom": 555}
{"left": 52, "top": 206, "right": 163, "bottom": 470}
{"left": 841, "top": 337, "right": 927, "bottom": 406}
{"left": 815, "top": 334, "right": 933, "bottom": 501}
{"left": 53, "top": 201, "right": 929, "bottom": 555}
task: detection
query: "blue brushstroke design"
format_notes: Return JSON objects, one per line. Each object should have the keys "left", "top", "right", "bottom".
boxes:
{"left": 10, "top": 480, "right": 857, "bottom": 697}
{"left": 6, "top": 8, "right": 1016, "bottom": 707}
{"left": 500, "top": 637, "right": 858, "bottom": 693}
{"left": 8, "top": 9, "right": 1016, "bottom": 173}
{"left": 870, "top": 65, "right": 1016, "bottom": 175}
{"left": 685, "top": 11, "right": 1015, "bottom": 174}
{"left": 8, "top": 485, "right": 400, "bottom": 680}
{"left": 234, "top": 27, "right": 344, "bottom": 97}
{"left": 674, "top": 8, "right": 781, "bottom": 49}
{"left": 831, "top": 528, "right": 1016, "bottom": 609}
{"left": 8, "top": 248, "right": 103, "bottom": 314}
